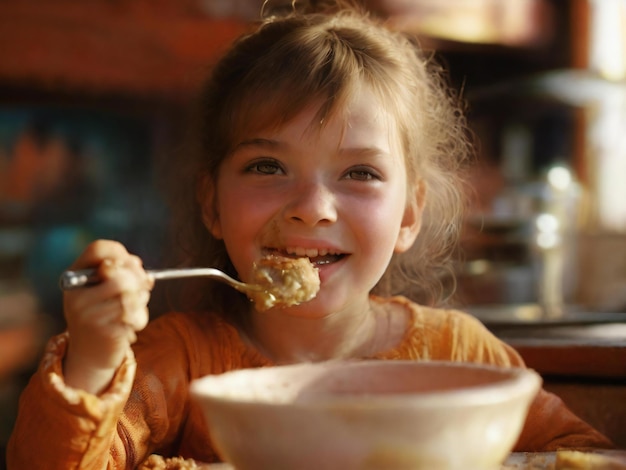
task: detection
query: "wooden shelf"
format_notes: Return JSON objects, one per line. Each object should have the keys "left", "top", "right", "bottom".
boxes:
{"left": 0, "top": 1, "right": 249, "bottom": 98}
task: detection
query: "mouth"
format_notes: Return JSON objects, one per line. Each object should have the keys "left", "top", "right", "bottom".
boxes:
{"left": 266, "top": 247, "right": 347, "bottom": 267}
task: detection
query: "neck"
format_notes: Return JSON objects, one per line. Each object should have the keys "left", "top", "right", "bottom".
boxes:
{"left": 245, "top": 297, "right": 407, "bottom": 364}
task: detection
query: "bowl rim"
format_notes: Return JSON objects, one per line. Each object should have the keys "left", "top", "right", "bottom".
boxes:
{"left": 190, "top": 360, "right": 542, "bottom": 409}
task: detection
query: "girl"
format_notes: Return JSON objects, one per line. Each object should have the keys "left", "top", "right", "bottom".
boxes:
{"left": 7, "top": 1, "right": 612, "bottom": 468}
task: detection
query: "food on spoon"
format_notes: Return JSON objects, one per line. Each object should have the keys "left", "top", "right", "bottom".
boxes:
{"left": 248, "top": 254, "right": 320, "bottom": 311}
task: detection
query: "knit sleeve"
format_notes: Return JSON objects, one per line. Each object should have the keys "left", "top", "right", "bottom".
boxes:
{"left": 6, "top": 332, "right": 136, "bottom": 470}
{"left": 7, "top": 312, "right": 264, "bottom": 470}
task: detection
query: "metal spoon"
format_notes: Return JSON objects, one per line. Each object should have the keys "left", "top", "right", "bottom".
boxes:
{"left": 58, "top": 267, "right": 264, "bottom": 295}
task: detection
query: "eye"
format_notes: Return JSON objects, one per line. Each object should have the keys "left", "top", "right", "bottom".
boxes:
{"left": 244, "top": 158, "right": 285, "bottom": 175}
{"left": 344, "top": 166, "right": 381, "bottom": 181}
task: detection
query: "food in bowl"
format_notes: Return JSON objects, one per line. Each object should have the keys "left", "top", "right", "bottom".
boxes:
{"left": 248, "top": 254, "right": 320, "bottom": 310}
{"left": 190, "top": 360, "right": 541, "bottom": 470}
{"left": 138, "top": 454, "right": 200, "bottom": 469}
{"left": 555, "top": 450, "right": 626, "bottom": 469}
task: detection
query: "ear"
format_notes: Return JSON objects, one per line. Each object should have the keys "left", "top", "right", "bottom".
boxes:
{"left": 394, "top": 182, "right": 426, "bottom": 253}
{"left": 197, "top": 172, "right": 223, "bottom": 239}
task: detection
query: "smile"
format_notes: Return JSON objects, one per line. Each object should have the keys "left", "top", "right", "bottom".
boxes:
{"left": 266, "top": 247, "right": 348, "bottom": 266}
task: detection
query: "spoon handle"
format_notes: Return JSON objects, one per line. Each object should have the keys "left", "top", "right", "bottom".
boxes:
{"left": 58, "top": 267, "right": 254, "bottom": 291}
{"left": 58, "top": 269, "right": 98, "bottom": 289}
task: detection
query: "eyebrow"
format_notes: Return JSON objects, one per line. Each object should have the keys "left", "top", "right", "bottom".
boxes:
{"left": 234, "top": 138, "right": 391, "bottom": 160}
{"left": 233, "top": 138, "right": 282, "bottom": 152}
{"left": 339, "top": 147, "right": 390, "bottom": 158}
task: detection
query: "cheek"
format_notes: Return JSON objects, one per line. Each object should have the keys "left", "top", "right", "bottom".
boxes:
{"left": 215, "top": 192, "right": 278, "bottom": 278}
{"left": 351, "top": 205, "right": 400, "bottom": 252}
{"left": 214, "top": 187, "right": 250, "bottom": 256}
{"left": 218, "top": 192, "right": 275, "bottom": 234}
{"left": 217, "top": 183, "right": 258, "bottom": 231}
{"left": 355, "top": 193, "right": 408, "bottom": 250}
{"left": 217, "top": 202, "right": 258, "bottom": 247}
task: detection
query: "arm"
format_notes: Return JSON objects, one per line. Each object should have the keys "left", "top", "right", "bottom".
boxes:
{"left": 6, "top": 312, "right": 210, "bottom": 470}
{"left": 516, "top": 388, "right": 614, "bottom": 452}
{"left": 448, "top": 311, "right": 614, "bottom": 451}
{"left": 7, "top": 240, "right": 154, "bottom": 470}
{"left": 6, "top": 333, "right": 136, "bottom": 470}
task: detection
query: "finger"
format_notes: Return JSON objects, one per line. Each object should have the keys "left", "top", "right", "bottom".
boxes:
{"left": 92, "top": 260, "right": 152, "bottom": 298}
{"left": 69, "top": 240, "right": 130, "bottom": 271}
{"left": 70, "top": 294, "right": 148, "bottom": 338}
{"left": 119, "top": 290, "right": 151, "bottom": 331}
{"left": 74, "top": 280, "right": 151, "bottom": 331}
{"left": 64, "top": 269, "right": 138, "bottom": 315}
{"left": 121, "top": 255, "right": 154, "bottom": 291}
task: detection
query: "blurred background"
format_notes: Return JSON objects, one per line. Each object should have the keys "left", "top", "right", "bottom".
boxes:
{"left": 1, "top": 0, "right": 626, "bottom": 464}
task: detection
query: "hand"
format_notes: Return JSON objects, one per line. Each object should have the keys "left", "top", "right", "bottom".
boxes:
{"left": 62, "top": 240, "right": 154, "bottom": 394}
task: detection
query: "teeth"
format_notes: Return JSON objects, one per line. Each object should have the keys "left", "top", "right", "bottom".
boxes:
{"left": 305, "top": 248, "right": 318, "bottom": 258}
{"left": 287, "top": 247, "right": 308, "bottom": 256}
{"left": 285, "top": 247, "right": 337, "bottom": 258}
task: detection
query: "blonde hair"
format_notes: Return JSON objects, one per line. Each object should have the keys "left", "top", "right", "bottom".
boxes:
{"left": 165, "top": 0, "right": 473, "bottom": 321}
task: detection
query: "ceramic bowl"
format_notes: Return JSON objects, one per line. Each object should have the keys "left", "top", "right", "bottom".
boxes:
{"left": 190, "top": 360, "right": 541, "bottom": 470}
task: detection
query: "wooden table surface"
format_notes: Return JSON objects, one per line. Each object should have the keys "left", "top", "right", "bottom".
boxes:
{"left": 503, "top": 450, "right": 626, "bottom": 469}
{"left": 194, "top": 450, "right": 626, "bottom": 469}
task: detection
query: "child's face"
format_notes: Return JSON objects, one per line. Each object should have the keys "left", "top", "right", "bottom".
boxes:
{"left": 204, "top": 88, "right": 422, "bottom": 316}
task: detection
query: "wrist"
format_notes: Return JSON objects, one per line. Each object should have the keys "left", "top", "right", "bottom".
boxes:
{"left": 63, "top": 345, "right": 128, "bottom": 395}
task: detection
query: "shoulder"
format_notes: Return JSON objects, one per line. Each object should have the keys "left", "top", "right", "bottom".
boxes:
{"left": 400, "top": 297, "right": 492, "bottom": 347}
{"left": 377, "top": 295, "right": 485, "bottom": 332}
{"left": 379, "top": 296, "right": 525, "bottom": 367}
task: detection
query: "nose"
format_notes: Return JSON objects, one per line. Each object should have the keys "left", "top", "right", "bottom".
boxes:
{"left": 284, "top": 180, "right": 337, "bottom": 226}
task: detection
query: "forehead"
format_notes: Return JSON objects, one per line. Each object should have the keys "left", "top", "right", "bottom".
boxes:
{"left": 231, "top": 82, "right": 397, "bottom": 146}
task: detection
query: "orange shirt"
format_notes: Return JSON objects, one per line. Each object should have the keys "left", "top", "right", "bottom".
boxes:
{"left": 7, "top": 296, "right": 612, "bottom": 469}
